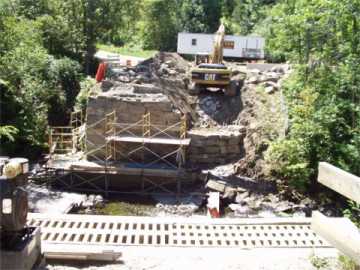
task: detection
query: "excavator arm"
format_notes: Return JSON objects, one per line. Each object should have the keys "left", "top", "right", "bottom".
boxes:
{"left": 210, "top": 24, "right": 225, "bottom": 64}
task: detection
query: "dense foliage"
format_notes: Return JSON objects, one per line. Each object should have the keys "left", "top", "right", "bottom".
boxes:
{"left": 264, "top": 0, "right": 360, "bottom": 190}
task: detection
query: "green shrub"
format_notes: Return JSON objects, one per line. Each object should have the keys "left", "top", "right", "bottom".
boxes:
{"left": 47, "top": 57, "right": 82, "bottom": 125}
{"left": 265, "top": 65, "right": 360, "bottom": 192}
{"left": 75, "top": 77, "right": 97, "bottom": 111}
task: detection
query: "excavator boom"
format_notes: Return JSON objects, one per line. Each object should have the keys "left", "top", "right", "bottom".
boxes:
{"left": 210, "top": 24, "right": 225, "bottom": 64}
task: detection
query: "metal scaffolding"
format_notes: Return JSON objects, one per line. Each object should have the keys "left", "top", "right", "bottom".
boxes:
{"left": 45, "top": 110, "right": 191, "bottom": 196}
{"left": 105, "top": 111, "right": 189, "bottom": 169}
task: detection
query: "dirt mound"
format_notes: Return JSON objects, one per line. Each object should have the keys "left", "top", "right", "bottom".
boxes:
{"left": 152, "top": 52, "right": 190, "bottom": 74}
{"left": 234, "top": 66, "right": 291, "bottom": 178}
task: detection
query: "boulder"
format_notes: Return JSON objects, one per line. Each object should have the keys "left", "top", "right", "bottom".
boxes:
{"left": 158, "top": 63, "right": 170, "bottom": 75}
{"left": 168, "top": 69, "right": 177, "bottom": 75}
{"left": 263, "top": 81, "right": 279, "bottom": 89}
{"left": 165, "top": 60, "right": 175, "bottom": 68}
{"left": 271, "top": 65, "right": 286, "bottom": 74}
{"left": 223, "top": 187, "right": 237, "bottom": 201}
{"left": 101, "top": 80, "right": 114, "bottom": 91}
{"left": 206, "top": 179, "right": 226, "bottom": 193}
{"left": 265, "top": 86, "right": 276, "bottom": 94}
{"left": 246, "top": 76, "right": 260, "bottom": 84}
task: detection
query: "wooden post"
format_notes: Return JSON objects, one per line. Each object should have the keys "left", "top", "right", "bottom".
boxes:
{"left": 318, "top": 162, "right": 360, "bottom": 204}
{"left": 49, "top": 127, "right": 52, "bottom": 154}
{"left": 315, "top": 162, "right": 360, "bottom": 267}
{"left": 311, "top": 211, "right": 360, "bottom": 265}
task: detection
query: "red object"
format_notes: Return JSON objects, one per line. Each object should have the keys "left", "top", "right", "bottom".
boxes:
{"left": 95, "top": 62, "right": 106, "bottom": 82}
{"left": 208, "top": 208, "right": 220, "bottom": 218}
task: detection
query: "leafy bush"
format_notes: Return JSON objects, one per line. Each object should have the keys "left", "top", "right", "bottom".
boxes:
{"left": 75, "top": 77, "right": 97, "bottom": 111}
{"left": 0, "top": 125, "right": 18, "bottom": 141}
{"left": 264, "top": 1, "right": 360, "bottom": 192}
{"left": 343, "top": 200, "right": 360, "bottom": 228}
{"left": 0, "top": 14, "right": 83, "bottom": 154}
{"left": 47, "top": 57, "right": 82, "bottom": 125}
{"left": 265, "top": 64, "right": 360, "bottom": 191}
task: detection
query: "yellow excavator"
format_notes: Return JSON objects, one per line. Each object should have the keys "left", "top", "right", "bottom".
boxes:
{"left": 189, "top": 24, "right": 237, "bottom": 96}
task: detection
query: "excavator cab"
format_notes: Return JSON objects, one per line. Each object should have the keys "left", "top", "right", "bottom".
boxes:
{"left": 194, "top": 53, "right": 210, "bottom": 65}
{"left": 189, "top": 25, "right": 237, "bottom": 96}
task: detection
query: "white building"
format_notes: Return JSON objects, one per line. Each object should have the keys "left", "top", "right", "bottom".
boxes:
{"left": 177, "top": 33, "right": 265, "bottom": 59}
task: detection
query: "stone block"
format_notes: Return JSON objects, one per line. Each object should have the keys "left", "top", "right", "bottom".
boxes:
{"left": 205, "top": 146, "right": 221, "bottom": 154}
{"left": 226, "top": 145, "right": 241, "bottom": 154}
{"left": 189, "top": 139, "right": 206, "bottom": 147}
{"left": 228, "top": 136, "right": 242, "bottom": 145}
{"left": 206, "top": 179, "right": 226, "bottom": 193}
{"left": 220, "top": 146, "right": 228, "bottom": 154}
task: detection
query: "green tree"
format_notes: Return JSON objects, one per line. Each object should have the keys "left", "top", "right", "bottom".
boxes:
{"left": 179, "top": 0, "right": 222, "bottom": 33}
{"left": 141, "top": 0, "right": 178, "bottom": 51}
{"left": 231, "top": 0, "right": 277, "bottom": 35}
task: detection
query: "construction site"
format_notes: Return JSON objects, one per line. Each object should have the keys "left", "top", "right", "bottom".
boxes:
{"left": 1, "top": 24, "right": 359, "bottom": 270}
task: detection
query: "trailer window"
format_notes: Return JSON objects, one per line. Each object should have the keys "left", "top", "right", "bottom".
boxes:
{"left": 224, "top": 40, "right": 234, "bottom": 49}
{"left": 191, "top": 38, "right": 197, "bottom": 46}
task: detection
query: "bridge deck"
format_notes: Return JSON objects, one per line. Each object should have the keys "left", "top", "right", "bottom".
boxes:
{"left": 28, "top": 213, "right": 331, "bottom": 253}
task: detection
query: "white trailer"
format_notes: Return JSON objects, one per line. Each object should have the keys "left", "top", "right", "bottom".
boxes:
{"left": 177, "top": 32, "right": 265, "bottom": 59}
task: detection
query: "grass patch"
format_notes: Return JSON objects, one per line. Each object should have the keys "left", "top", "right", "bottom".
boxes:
{"left": 96, "top": 201, "right": 155, "bottom": 216}
{"left": 97, "top": 44, "right": 157, "bottom": 59}
{"left": 309, "top": 254, "right": 330, "bottom": 270}
{"left": 338, "top": 255, "right": 358, "bottom": 270}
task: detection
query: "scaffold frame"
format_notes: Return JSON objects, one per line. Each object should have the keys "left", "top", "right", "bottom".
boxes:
{"left": 44, "top": 110, "right": 191, "bottom": 197}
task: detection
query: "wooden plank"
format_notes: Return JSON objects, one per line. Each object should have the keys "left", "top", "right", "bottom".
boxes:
{"left": 311, "top": 211, "right": 360, "bottom": 265}
{"left": 43, "top": 245, "right": 122, "bottom": 261}
{"left": 106, "top": 136, "right": 191, "bottom": 146}
{"left": 318, "top": 162, "right": 360, "bottom": 204}
{"left": 69, "top": 164, "right": 179, "bottom": 178}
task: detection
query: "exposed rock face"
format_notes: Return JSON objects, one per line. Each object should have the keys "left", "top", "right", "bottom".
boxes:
{"left": 233, "top": 64, "right": 291, "bottom": 178}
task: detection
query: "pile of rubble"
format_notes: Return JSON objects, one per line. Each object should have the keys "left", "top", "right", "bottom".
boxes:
{"left": 245, "top": 64, "right": 291, "bottom": 94}
{"left": 204, "top": 174, "right": 309, "bottom": 218}
{"left": 154, "top": 203, "right": 200, "bottom": 217}
{"left": 103, "top": 52, "right": 190, "bottom": 86}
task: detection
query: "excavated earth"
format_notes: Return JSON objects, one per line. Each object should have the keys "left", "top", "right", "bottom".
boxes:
{"left": 81, "top": 52, "right": 324, "bottom": 218}
{"left": 87, "top": 53, "right": 288, "bottom": 171}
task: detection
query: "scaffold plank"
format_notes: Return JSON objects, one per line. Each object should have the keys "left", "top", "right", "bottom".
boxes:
{"left": 106, "top": 136, "right": 191, "bottom": 146}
